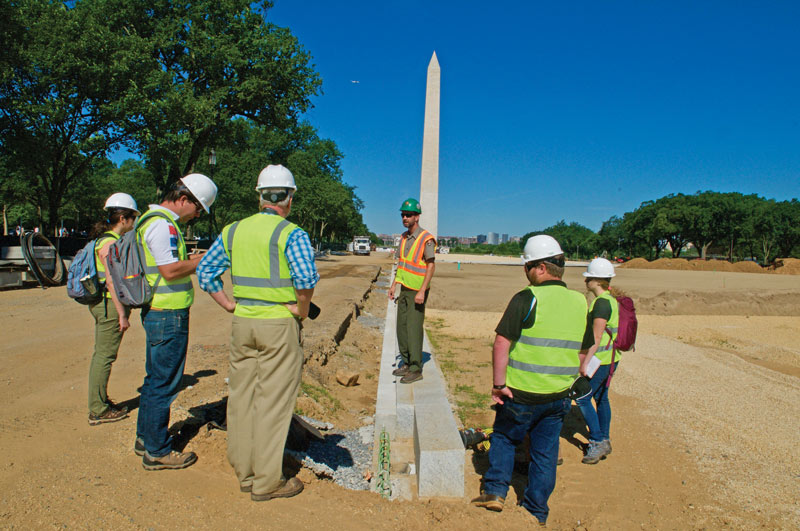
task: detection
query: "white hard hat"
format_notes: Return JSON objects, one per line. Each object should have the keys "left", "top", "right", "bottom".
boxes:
{"left": 521, "top": 235, "right": 564, "bottom": 263}
{"left": 104, "top": 193, "right": 139, "bottom": 215}
{"left": 180, "top": 173, "right": 218, "bottom": 213}
{"left": 583, "top": 257, "right": 616, "bottom": 278}
{"left": 256, "top": 164, "right": 296, "bottom": 191}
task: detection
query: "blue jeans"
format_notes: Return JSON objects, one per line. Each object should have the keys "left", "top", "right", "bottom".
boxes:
{"left": 137, "top": 308, "right": 190, "bottom": 457}
{"left": 483, "top": 397, "right": 571, "bottom": 523}
{"left": 576, "top": 362, "right": 618, "bottom": 443}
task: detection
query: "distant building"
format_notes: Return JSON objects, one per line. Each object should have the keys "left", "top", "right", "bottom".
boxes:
{"left": 501, "top": 233, "right": 509, "bottom": 243}
{"left": 377, "top": 233, "right": 395, "bottom": 246}
{"left": 510, "top": 236, "right": 521, "bottom": 243}
{"left": 477, "top": 234, "right": 487, "bottom": 244}
{"left": 487, "top": 232, "right": 499, "bottom": 245}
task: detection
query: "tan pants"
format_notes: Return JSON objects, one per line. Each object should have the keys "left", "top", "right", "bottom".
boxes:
{"left": 227, "top": 316, "right": 303, "bottom": 494}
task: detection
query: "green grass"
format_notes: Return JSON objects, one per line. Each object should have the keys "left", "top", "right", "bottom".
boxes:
{"left": 454, "top": 384, "right": 489, "bottom": 425}
{"left": 300, "top": 382, "right": 342, "bottom": 412}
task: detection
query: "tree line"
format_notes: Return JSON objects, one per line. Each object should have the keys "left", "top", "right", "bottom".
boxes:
{"left": 1, "top": 0, "right": 367, "bottom": 242}
{"left": 453, "top": 192, "right": 800, "bottom": 265}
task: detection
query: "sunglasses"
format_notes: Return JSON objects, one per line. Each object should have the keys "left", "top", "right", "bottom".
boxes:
{"left": 401, "top": 212, "right": 417, "bottom": 218}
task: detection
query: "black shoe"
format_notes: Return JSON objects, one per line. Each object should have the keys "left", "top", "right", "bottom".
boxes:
{"left": 392, "top": 366, "right": 409, "bottom": 377}
{"left": 134, "top": 437, "right": 145, "bottom": 457}
{"left": 88, "top": 407, "right": 128, "bottom": 426}
{"left": 400, "top": 370, "right": 423, "bottom": 384}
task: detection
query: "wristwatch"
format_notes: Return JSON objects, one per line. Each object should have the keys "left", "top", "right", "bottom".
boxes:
{"left": 492, "top": 384, "right": 507, "bottom": 390}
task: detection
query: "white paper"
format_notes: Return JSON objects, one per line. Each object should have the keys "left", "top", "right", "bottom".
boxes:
{"left": 586, "top": 356, "right": 601, "bottom": 378}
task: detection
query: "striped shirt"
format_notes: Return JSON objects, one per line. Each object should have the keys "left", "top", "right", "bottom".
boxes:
{"left": 197, "top": 212, "right": 319, "bottom": 293}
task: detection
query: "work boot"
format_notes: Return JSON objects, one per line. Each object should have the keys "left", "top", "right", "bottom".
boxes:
{"left": 471, "top": 493, "right": 504, "bottom": 512}
{"left": 251, "top": 477, "right": 304, "bottom": 501}
{"left": 400, "top": 370, "right": 423, "bottom": 384}
{"left": 582, "top": 441, "right": 604, "bottom": 464}
{"left": 134, "top": 437, "right": 145, "bottom": 457}
{"left": 600, "top": 439, "right": 612, "bottom": 457}
{"left": 392, "top": 366, "right": 409, "bottom": 377}
{"left": 142, "top": 450, "right": 198, "bottom": 471}
{"left": 88, "top": 407, "right": 128, "bottom": 426}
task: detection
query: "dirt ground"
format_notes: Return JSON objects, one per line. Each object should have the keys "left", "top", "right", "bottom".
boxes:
{"left": 1, "top": 253, "right": 798, "bottom": 529}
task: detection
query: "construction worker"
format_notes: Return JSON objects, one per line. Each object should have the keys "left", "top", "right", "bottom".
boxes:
{"left": 196, "top": 164, "right": 318, "bottom": 501}
{"left": 577, "top": 257, "right": 619, "bottom": 464}
{"left": 388, "top": 198, "right": 435, "bottom": 384}
{"left": 472, "top": 235, "right": 591, "bottom": 525}
{"left": 86, "top": 193, "right": 139, "bottom": 426}
{"left": 134, "top": 173, "right": 217, "bottom": 471}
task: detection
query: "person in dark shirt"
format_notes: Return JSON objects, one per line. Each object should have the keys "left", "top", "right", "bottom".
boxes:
{"left": 472, "top": 235, "right": 592, "bottom": 525}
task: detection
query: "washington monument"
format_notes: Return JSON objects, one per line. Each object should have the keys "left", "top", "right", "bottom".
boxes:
{"left": 419, "top": 52, "right": 440, "bottom": 239}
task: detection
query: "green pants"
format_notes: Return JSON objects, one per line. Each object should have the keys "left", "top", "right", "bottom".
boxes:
{"left": 88, "top": 299, "right": 124, "bottom": 415}
{"left": 396, "top": 286, "right": 428, "bottom": 372}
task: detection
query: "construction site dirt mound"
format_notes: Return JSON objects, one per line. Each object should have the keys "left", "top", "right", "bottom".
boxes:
{"left": 773, "top": 257, "right": 800, "bottom": 275}
{"left": 620, "top": 256, "right": 800, "bottom": 274}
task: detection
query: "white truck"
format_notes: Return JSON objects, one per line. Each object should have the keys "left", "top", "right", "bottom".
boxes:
{"left": 352, "top": 235, "right": 371, "bottom": 256}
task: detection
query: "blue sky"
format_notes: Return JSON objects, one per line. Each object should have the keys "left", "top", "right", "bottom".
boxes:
{"left": 116, "top": 1, "right": 800, "bottom": 237}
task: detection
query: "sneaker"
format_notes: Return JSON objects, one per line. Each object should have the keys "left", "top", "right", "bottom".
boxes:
{"left": 582, "top": 441, "right": 604, "bottom": 465}
{"left": 88, "top": 407, "right": 128, "bottom": 426}
{"left": 471, "top": 493, "right": 504, "bottom": 512}
{"left": 106, "top": 398, "right": 129, "bottom": 414}
{"left": 251, "top": 477, "right": 304, "bottom": 501}
{"left": 392, "top": 366, "right": 409, "bottom": 377}
{"left": 134, "top": 437, "right": 145, "bottom": 457}
{"left": 400, "top": 370, "right": 423, "bottom": 384}
{"left": 142, "top": 450, "right": 198, "bottom": 471}
{"left": 601, "top": 439, "right": 612, "bottom": 457}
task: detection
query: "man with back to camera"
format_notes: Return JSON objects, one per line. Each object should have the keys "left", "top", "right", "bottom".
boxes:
{"left": 196, "top": 164, "right": 319, "bottom": 501}
{"left": 388, "top": 198, "right": 435, "bottom": 384}
{"left": 472, "top": 235, "right": 592, "bottom": 526}
{"left": 133, "top": 173, "right": 218, "bottom": 470}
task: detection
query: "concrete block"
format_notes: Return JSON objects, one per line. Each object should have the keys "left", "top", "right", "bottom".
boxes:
{"left": 412, "top": 330, "right": 464, "bottom": 498}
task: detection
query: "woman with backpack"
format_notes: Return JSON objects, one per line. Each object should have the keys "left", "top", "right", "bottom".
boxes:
{"left": 86, "top": 193, "right": 139, "bottom": 426}
{"left": 577, "top": 257, "right": 621, "bottom": 464}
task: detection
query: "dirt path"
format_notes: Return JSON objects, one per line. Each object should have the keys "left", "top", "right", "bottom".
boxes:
{"left": 1, "top": 254, "right": 798, "bottom": 529}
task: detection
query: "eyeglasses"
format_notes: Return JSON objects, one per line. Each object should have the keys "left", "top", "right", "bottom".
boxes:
{"left": 401, "top": 212, "right": 417, "bottom": 218}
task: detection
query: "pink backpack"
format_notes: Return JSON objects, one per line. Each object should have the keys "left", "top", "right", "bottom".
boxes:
{"left": 604, "top": 295, "right": 638, "bottom": 386}
{"left": 612, "top": 296, "right": 638, "bottom": 352}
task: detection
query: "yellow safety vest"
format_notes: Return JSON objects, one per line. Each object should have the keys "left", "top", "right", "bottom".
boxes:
{"left": 506, "top": 284, "right": 588, "bottom": 394}
{"left": 138, "top": 210, "right": 194, "bottom": 310}
{"left": 591, "top": 291, "right": 620, "bottom": 365}
{"left": 94, "top": 231, "right": 119, "bottom": 299}
{"left": 395, "top": 230, "right": 435, "bottom": 291}
{"left": 221, "top": 213, "right": 298, "bottom": 319}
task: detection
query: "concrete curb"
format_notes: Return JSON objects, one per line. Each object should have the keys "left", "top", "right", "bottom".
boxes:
{"left": 372, "top": 273, "right": 464, "bottom": 499}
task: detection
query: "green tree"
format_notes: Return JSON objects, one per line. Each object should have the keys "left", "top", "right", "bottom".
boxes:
{"left": 0, "top": 0, "right": 143, "bottom": 234}
{"left": 523, "top": 220, "right": 596, "bottom": 259}
{"left": 97, "top": 0, "right": 322, "bottom": 193}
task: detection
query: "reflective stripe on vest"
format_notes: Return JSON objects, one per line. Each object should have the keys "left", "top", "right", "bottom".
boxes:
{"left": 137, "top": 210, "right": 194, "bottom": 310}
{"left": 394, "top": 230, "right": 434, "bottom": 290}
{"left": 94, "top": 232, "right": 120, "bottom": 298}
{"left": 222, "top": 213, "right": 298, "bottom": 319}
{"left": 506, "top": 284, "right": 588, "bottom": 394}
{"left": 592, "top": 291, "right": 619, "bottom": 364}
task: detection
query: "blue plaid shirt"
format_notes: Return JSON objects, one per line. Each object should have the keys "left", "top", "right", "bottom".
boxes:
{"left": 197, "top": 212, "right": 319, "bottom": 293}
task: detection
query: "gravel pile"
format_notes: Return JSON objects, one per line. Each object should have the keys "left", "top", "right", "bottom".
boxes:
{"left": 287, "top": 424, "right": 374, "bottom": 491}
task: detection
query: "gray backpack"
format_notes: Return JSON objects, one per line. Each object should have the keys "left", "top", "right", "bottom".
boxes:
{"left": 105, "top": 211, "right": 172, "bottom": 307}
